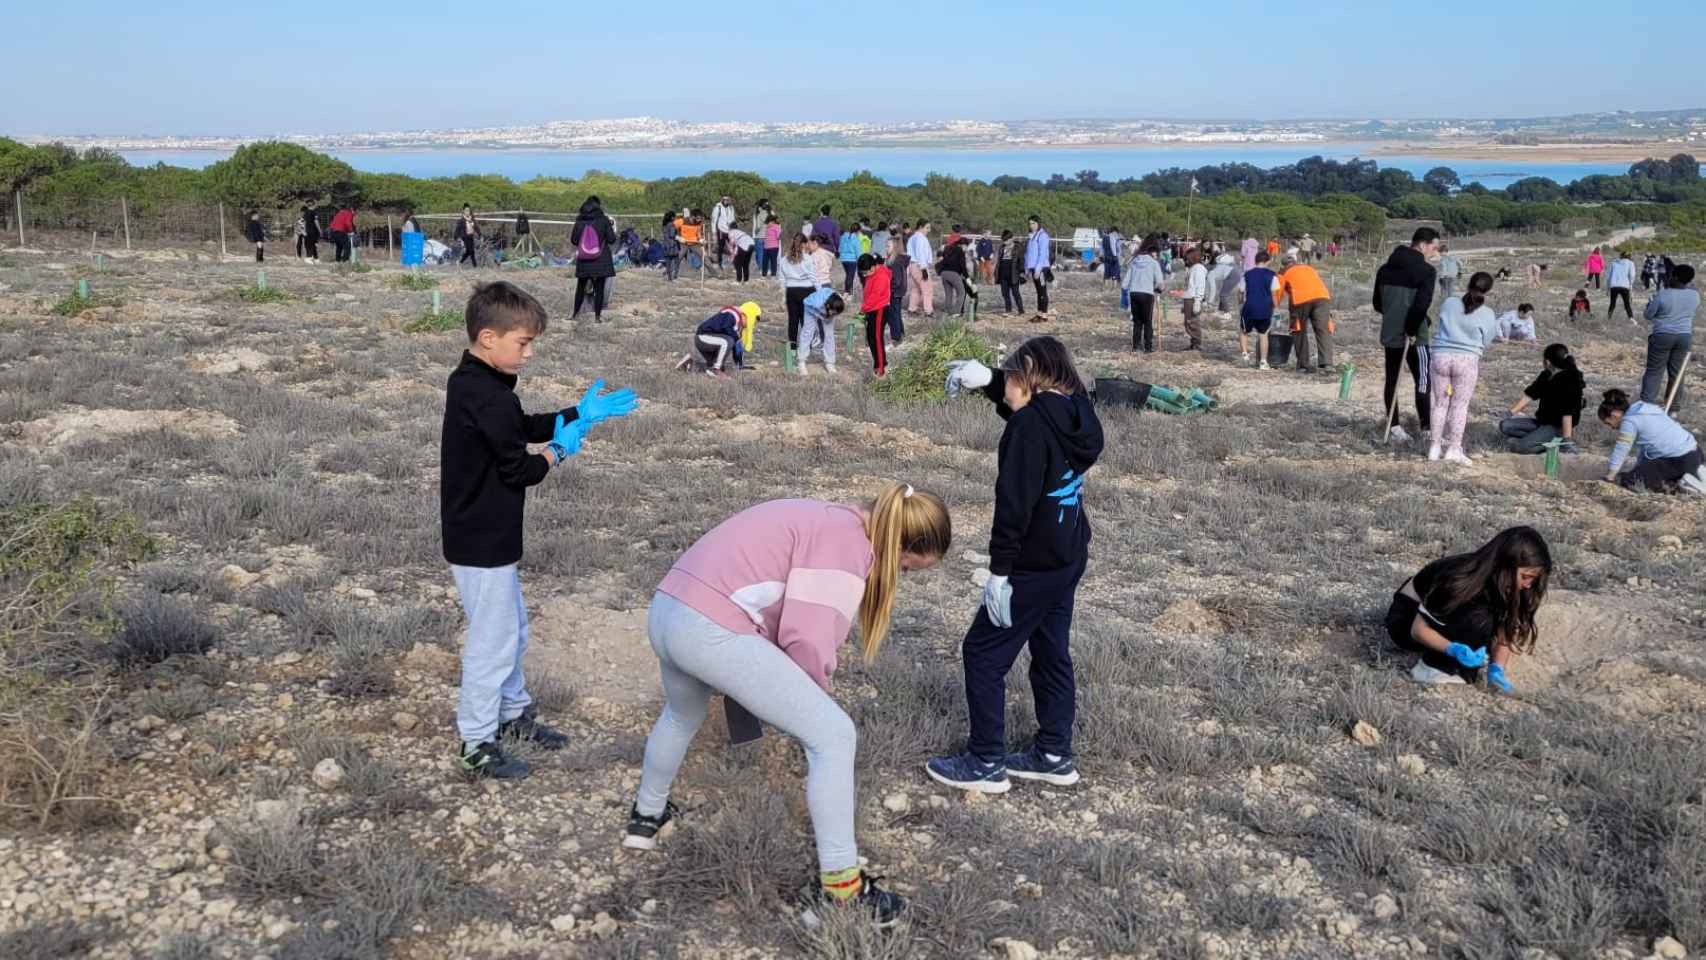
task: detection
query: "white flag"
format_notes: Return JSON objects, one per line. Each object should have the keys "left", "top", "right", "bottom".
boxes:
{"left": 1190, "top": 177, "right": 1200, "bottom": 194}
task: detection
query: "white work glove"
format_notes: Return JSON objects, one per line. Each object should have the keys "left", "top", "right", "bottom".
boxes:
{"left": 982, "top": 574, "right": 1013, "bottom": 628}
{"left": 944, "top": 359, "right": 993, "bottom": 397}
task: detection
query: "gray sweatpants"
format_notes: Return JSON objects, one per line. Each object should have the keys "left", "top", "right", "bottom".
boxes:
{"left": 635, "top": 592, "right": 858, "bottom": 872}
{"left": 801, "top": 310, "right": 837, "bottom": 368}
{"left": 1641, "top": 332, "right": 1692, "bottom": 412}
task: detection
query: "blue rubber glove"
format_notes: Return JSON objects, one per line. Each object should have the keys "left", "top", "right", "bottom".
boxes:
{"left": 982, "top": 574, "right": 1013, "bottom": 629}
{"left": 1486, "top": 662, "right": 1512, "bottom": 694}
{"left": 1445, "top": 642, "right": 1488, "bottom": 669}
{"left": 548, "top": 413, "right": 586, "bottom": 463}
{"left": 575, "top": 379, "right": 639, "bottom": 426}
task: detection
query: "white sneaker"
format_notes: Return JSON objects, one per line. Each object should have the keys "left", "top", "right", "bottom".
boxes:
{"left": 1681, "top": 468, "right": 1706, "bottom": 496}
{"left": 1258, "top": 361, "right": 1270, "bottom": 370}
{"left": 1241, "top": 352, "right": 1251, "bottom": 364}
{"left": 1444, "top": 449, "right": 1473, "bottom": 465}
{"left": 1427, "top": 446, "right": 1443, "bottom": 461}
{"left": 797, "top": 363, "right": 808, "bottom": 376}
{"left": 825, "top": 364, "right": 837, "bottom": 374}
{"left": 1411, "top": 662, "right": 1467, "bottom": 685}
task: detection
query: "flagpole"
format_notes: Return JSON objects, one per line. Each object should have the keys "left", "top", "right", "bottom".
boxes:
{"left": 1185, "top": 178, "right": 1197, "bottom": 246}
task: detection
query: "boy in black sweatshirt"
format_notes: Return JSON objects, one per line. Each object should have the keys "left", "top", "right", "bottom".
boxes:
{"left": 1373, "top": 227, "right": 1440, "bottom": 442}
{"left": 929, "top": 337, "right": 1105, "bottom": 794}
{"left": 441, "top": 281, "right": 638, "bottom": 778}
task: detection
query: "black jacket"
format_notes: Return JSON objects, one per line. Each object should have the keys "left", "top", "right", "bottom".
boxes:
{"left": 246, "top": 220, "right": 265, "bottom": 243}
{"left": 979, "top": 371, "right": 1104, "bottom": 576}
{"left": 937, "top": 244, "right": 968, "bottom": 276}
{"left": 440, "top": 352, "right": 579, "bottom": 567}
{"left": 1372, "top": 245, "right": 1437, "bottom": 346}
{"left": 304, "top": 211, "right": 321, "bottom": 241}
{"left": 571, "top": 198, "right": 618, "bottom": 279}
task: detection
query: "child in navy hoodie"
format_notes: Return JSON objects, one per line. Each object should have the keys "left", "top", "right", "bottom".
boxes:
{"left": 930, "top": 337, "right": 1104, "bottom": 794}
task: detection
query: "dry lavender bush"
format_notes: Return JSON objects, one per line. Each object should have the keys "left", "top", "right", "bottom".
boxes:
{"left": 0, "top": 233, "right": 1702, "bottom": 959}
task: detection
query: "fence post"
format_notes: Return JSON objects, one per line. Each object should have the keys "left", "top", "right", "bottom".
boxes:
{"left": 15, "top": 190, "right": 23, "bottom": 247}
{"left": 387, "top": 215, "right": 393, "bottom": 261}
{"left": 121, "top": 197, "right": 131, "bottom": 250}
{"left": 218, "top": 203, "right": 228, "bottom": 260}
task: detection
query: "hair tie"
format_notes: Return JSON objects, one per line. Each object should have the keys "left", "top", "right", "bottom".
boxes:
{"left": 903, "top": 484, "right": 914, "bottom": 498}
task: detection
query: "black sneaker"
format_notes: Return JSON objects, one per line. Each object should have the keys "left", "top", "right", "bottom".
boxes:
{"left": 622, "top": 801, "right": 678, "bottom": 851}
{"left": 458, "top": 741, "right": 529, "bottom": 780}
{"left": 813, "top": 872, "right": 907, "bottom": 929}
{"left": 498, "top": 709, "right": 568, "bottom": 750}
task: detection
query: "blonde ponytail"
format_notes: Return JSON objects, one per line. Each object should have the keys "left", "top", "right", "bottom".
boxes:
{"left": 859, "top": 482, "right": 952, "bottom": 662}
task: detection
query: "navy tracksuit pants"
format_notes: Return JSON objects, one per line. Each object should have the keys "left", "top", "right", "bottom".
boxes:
{"left": 962, "top": 555, "right": 1086, "bottom": 762}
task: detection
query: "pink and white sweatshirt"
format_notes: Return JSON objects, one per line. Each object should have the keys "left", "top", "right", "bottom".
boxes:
{"left": 658, "top": 499, "right": 873, "bottom": 691}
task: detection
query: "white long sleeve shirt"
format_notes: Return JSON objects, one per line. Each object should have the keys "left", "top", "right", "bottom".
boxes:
{"left": 711, "top": 203, "right": 735, "bottom": 233}
{"left": 1185, "top": 263, "right": 1209, "bottom": 300}
{"left": 906, "top": 232, "right": 932, "bottom": 272}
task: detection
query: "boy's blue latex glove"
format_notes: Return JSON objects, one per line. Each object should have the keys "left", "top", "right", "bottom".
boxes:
{"left": 548, "top": 413, "right": 587, "bottom": 463}
{"left": 575, "top": 379, "right": 639, "bottom": 425}
{"left": 1445, "top": 642, "right": 1488, "bottom": 669}
{"left": 1486, "top": 662, "right": 1513, "bottom": 694}
{"left": 982, "top": 574, "right": 1013, "bottom": 628}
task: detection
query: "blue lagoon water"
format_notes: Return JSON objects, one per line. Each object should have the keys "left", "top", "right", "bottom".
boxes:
{"left": 119, "top": 144, "right": 1634, "bottom": 189}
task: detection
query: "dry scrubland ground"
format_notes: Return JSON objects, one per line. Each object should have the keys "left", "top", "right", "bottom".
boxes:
{"left": 0, "top": 237, "right": 1704, "bottom": 960}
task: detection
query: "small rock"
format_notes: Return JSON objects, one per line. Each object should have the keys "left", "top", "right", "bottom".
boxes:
{"left": 134, "top": 714, "right": 167, "bottom": 733}
{"left": 1658, "top": 535, "right": 1684, "bottom": 551}
{"left": 253, "top": 799, "right": 293, "bottom": 825}
{"left": 266, "top": 921, "right": 293, "bottom": 939}
{"left": 349, "top": 587, "right": 377, "bottom": 600}
{"left": 271, "top": 651, "right": 303, "bottom": 667}
{"left": 391, "top": 711, "right": 420, "bottom": 732}
{"left": 1299, "top": 803, "right": 1320, "bottom": 819}
{"left": 1196, "top": 719, "right": 1223, "bottom": 736}
{"left": 587, "top": 912, "right": 618, "bottom": 939}
{"left": 1351, "top": 721, "right": 1383, "bottom": 746}
{"left": 991, "top": 938, "right": 1040, "bottom": 960}
{"left": 275, "top": 693, "right": 294, "bottom": 710}
{"left": 148, "top": 854, "right": 183, "bottom": 872}
{"left": 456, "top": 806, "right": 480, "bottom": 828}
{"left": 1397, "top": 754, "right": 1427, "bottom": 777}
{"left": 1371, "top": 893, "right": 1400, "bottom": 920}
{"left": 203, "top": 897, "right": 236, "bottom": 919}
{"left": 211, "top": 845, "right": 232, "bottom": 862}
{"left": 334, "top": 293, "right": 358, "bottom": 303}
{"left": 928, "top": 795, "right": 949, "bottom": 810}
{"left": 219, "top": 564, "right": 259, "bottom": 590}
{"left": 882, "top": 792, "right": 911, "bottom": 814}
{"left": 1079, "top": 811, "right": 1098, "bottom": 825}
{"left": 1627, "top": 575, "right": 1642, "bottom": 587}
{"left": 640, "top": 899, "right": 657, "bottom": 915}
{"left": 1654, "top": 935, "right": 1687, "bottom": 959}
{"left": 1015, "top": 881, "right": 1043, "bottom": 899}
{"left": 549, "top": 914, "right": 576, "bottom": 933}
{"left": 311, "top": 757, "right": 345, "bottom": 789}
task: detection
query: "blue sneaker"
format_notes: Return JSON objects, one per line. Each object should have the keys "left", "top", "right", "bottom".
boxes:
{"left": 1004, "top": 746, "right": 1080, "bottom": 786}
{"left": 925, "top": 752, "right": 1010, "bottom": 794}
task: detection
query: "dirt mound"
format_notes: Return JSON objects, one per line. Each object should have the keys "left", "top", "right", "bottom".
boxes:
{"left": 1516, "top": 589, "right": 1701, "bottom": 717}
{"left": 1152, "top": 598, "right": 1225, "bottom": 636}
{"left": 6, "top": 407, "right": 240, "bottom": 449}
{"left": 526, "top": 595, "right": 656, "bottom": 707}
{"left": 189, "top": 348, "right": 272, "bottom": 375}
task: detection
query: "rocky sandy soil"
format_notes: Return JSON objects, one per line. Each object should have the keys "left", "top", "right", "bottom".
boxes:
{"left": 0, "top": 234, "right": 1702, "bottom": 960}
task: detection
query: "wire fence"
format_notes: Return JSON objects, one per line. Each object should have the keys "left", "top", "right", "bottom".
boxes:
{"left": 0, "top": 189, "right": 669, "bottom": 264}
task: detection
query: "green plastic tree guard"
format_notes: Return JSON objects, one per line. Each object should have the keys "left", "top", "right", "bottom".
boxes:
{"left": 1542, "top": 438, "right": 1562, "bottom": 479}
{"left": 1338, "top": 361, "right": 1355, "bottom": 400}
{"left": 257, "top": 270, "right": 267, "bottom": 291}
{"left": 76, "top": 278, "right": 89, "bottom": 300}
{"left": 783, "top": 343, "right": 796, "bottom": 372}
{"left": 431, "top": 290, "right": 441, "bottom": 316}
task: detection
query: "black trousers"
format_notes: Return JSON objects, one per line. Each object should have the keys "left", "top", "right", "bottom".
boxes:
{"left": 733, "top": 248, "right": 753, "bottom": 282}
{"left": 1620, "top": 448, "right": 1703, "bottom": 492}
{"left": 1587, "top": 271, "right": 1601, "bottom": 289}
{"left": 864, "top": 308, "right": 887, "bottom": 374}
{"left": 886, "top": 300, "right": 904, "bottom": 344}
{"left": 1129, "top": 292, "right": 1155, "bottom": 352}
{"left": 962, "top": 556, "right": 1086, "bottom": 761}
{"left": 305, "top": 237, "right": 319, "bottom": 260}
{"left": 460, "top": 236, "right": 477, "bottom": 265}
{"left": 255, "top": 244, "right": 264, "bottom": 263}
{"left": 1000, "top": 275, "right": 1025, "bottom": 313}
{"left": 1383, "top": 343, "right": 1431, "bottom": 431}
{"left": 333, "top": 230, "right": 350, "bottom": 262}
{"left": 714, "top": 231, "right": 727, "bottom": 266}
{"left": 785, "top": 286, "right": 811, "bottom": 349}
{"left": 295, "top": 236, "right": 304, "bottom": 258}
{"left": 1608, "top": 286, "right": 1633, "bottom": 319}
{"left": 843, "top": 261, "right": 858, "bottom": 293}
{"left": 573, "top": 276, "right": 608, "bottom": 319}
{"left": 1032, "top": 277, "right": 1050, "bottom": 315}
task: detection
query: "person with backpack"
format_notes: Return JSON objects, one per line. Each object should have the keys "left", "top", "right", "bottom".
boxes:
{"left": 570, "top": 196, "right": 618, "bottom": 322}
{"left": 710, "top": 195, "right": 736, "bottom": 272}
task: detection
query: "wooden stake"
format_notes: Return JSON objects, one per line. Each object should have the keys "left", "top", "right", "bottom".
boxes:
{"left": 121, "top": 197, "right": 130, "bottom": 250}
{"left": 15, "top": 190, "right": 23, "bottom": 247}
{"left": 1664, "top": 352, "right": 1692, "bottom": 414}
{"left": 387, "top": 215, "right": 393, "bottom": 260}
{"left": 218, "top": 203, "right": 228, "bottom": 260}
{"left": 1384, "top": 337, "right": 1414, "bottom": 443}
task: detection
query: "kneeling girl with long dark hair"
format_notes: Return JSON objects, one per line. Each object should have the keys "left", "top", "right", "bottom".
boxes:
{"left": 1385, "top": 526, "right": 1552, "bottom": 693}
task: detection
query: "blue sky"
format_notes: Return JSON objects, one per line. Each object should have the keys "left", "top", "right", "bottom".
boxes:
{"left": 3, "top": 0, "right": 1700, "bottom": 136}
